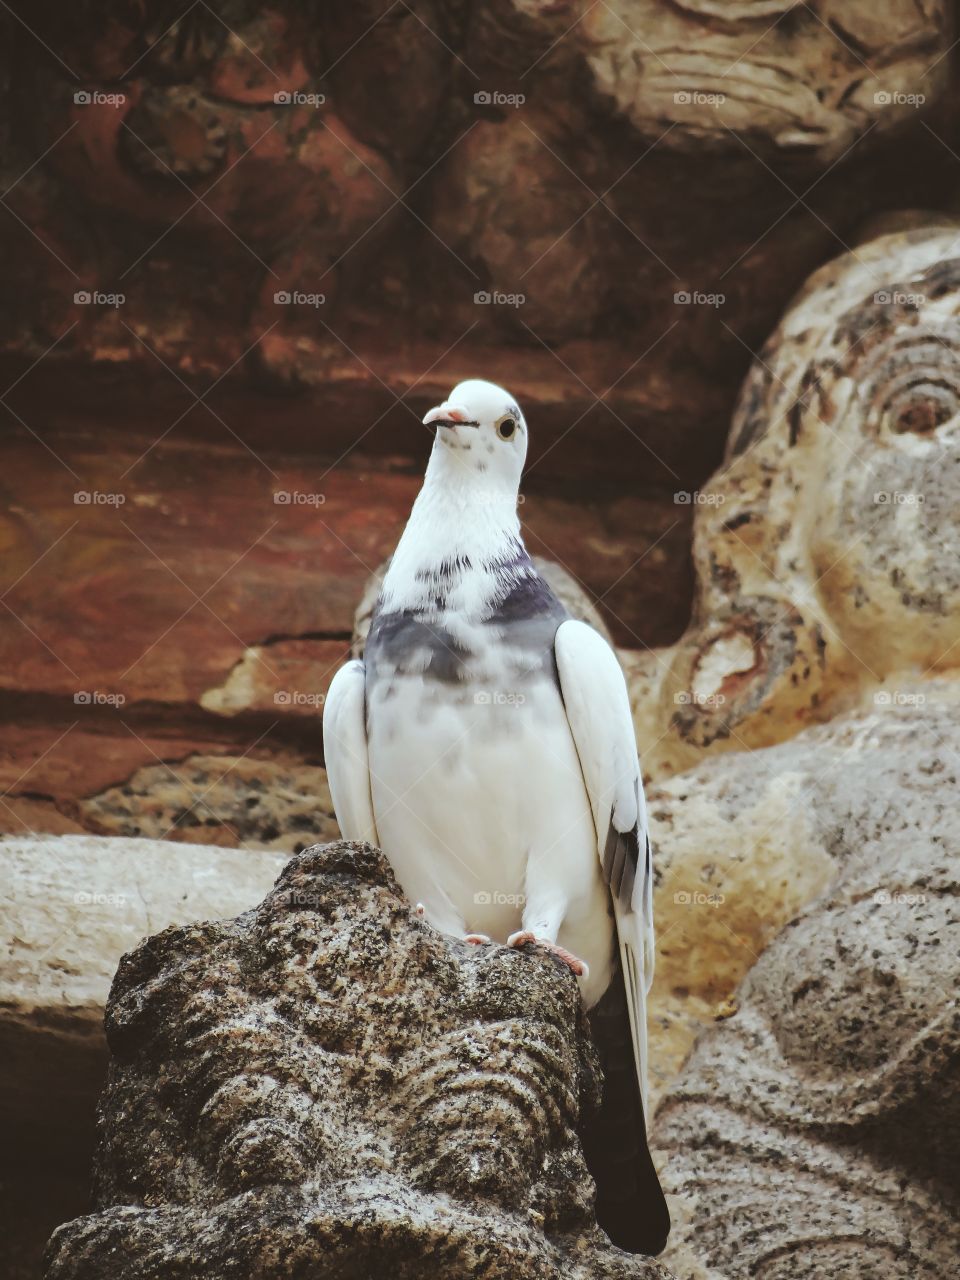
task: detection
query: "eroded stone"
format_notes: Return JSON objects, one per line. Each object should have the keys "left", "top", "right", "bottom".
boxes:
{"left": 42, "top": 841, "right": 674, "bottom": 1280}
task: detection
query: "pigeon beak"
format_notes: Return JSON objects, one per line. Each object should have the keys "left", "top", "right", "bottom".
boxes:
{"left": 423, "top": 402, "right": 477, "bottom": 428}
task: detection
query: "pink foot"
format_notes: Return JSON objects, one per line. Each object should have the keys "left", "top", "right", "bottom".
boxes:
{"left": 464, "top": 933, "right": 491, "bottom": 945}
{"left": 507, "top": 931, "right": 590, "bottom": 980}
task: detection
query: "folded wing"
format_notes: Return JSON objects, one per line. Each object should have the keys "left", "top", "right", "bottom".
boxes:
{"left": 555, "top": 619, "right": 669, "bottom": 1255}
{"left": 322, "top": 659, "right": 380, "bottom": 846}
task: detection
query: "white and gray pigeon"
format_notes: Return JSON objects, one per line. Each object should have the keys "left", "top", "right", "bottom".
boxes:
{"left": 323, "top": 378, "right": 669, "bottom": 1254}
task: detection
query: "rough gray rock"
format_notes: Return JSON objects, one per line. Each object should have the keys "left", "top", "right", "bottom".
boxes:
{"left": 43, "top": 841, "right": 674, "bottom": 1280}
{"left": 650, "top": 701, "right": 960, "bottom": 1279}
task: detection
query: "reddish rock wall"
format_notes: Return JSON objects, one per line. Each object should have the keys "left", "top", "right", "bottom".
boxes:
{"left": 1, "top": 1, "right": 958, "bottom": 844}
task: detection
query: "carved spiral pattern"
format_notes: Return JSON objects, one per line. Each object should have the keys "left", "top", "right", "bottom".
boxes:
{"left": 851, "top": 315, "right": 960, "bottom": 441}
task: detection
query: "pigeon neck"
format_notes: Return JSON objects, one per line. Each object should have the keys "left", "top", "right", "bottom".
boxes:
{"left": 379, "top": 466, "right": 527, "bottom": 614}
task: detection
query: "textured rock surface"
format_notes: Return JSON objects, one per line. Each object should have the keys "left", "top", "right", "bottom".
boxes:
{"left": 629, "top": 225, "right": 960, "bottom": 777}
{"left": 43, "top": 841, "right": 673, "bottom": 1280}
{"left": 2, "top": 0, "right": 956, "bottom": 466}
{"left": 651, "top": 698, "right": 960, "bottom": 1278}
{"left": 76, "top": 753, "right": 340, "bottom": 852}
{"left": 643, "top": 682, "right": 960, "bottom": 1102}
{"left": 584, "top": 0, "right": 952, "bottom": 160}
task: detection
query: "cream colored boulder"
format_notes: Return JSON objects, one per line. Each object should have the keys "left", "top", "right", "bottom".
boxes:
{"left": 651, "top": 694, "right": 960, "bottom": 1278}
{"left": 644, "top": 681, "right": 960, "bottom": 1104}
{"left": 1, "top": 835, "right": 287, "bottom": 1145}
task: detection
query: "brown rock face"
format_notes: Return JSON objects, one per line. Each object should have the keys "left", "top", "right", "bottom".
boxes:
{"left": 3, "top": 0, "right": 959, "bottom": 853}
{"left": 0, "top": 423, "right": 686, "bottom": 841}
{"left": 2, "top": 0, "right": 956, "bottom": 466}
{"left": 43, "top": 841, "right": 673, "bottom": 1280}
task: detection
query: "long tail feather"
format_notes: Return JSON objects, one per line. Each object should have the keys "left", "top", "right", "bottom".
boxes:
{"left": 584, "top": 955, "right": 670, "bottom": 1255}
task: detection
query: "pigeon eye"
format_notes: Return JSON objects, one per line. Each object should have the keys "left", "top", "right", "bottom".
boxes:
{"left": 496, "top": 415, "right": 517, "bottom": 440}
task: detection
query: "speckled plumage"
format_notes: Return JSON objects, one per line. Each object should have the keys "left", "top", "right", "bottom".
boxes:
{"left": 364, "top": 523, "right": 616, "bottom": 1002}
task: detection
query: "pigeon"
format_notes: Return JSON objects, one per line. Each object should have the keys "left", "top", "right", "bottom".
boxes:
{"left": 323, "top": 378, "right": 670, "bottom": 1254}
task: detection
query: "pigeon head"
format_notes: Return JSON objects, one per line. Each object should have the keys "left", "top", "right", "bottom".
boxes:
{"left": 423, "top": 379, "right": 527, "bottom": 493}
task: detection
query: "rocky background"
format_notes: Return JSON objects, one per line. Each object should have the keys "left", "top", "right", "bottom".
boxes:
{"left": 3, "top": 2, "right": 960, "bottom": 1277}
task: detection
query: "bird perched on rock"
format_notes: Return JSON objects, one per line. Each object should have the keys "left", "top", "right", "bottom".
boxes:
{"left": 323, "top": 379, "right": 669, "bottom": 1254}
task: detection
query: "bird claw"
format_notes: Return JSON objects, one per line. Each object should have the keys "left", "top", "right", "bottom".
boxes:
{"left": 507, "top": 930, "right": 590, "bottom": 980}
{"left": 463, "top": 932, "right": 491, "bottom": 945}
{"left": 414, "top": 903, "right": 426, "bottom": 917}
